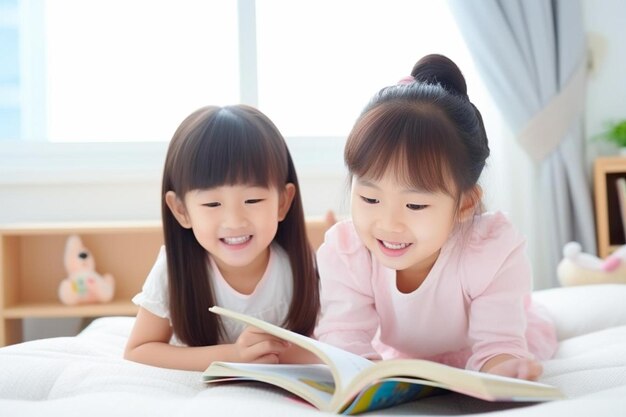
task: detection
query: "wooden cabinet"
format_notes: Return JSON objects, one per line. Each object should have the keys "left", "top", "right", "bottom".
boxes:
{"left": 594, "top": 156, "right": 626, "bottom": 258}
{"left": 0, "top": 217, "right": 332, "bottom": 346}
{"left": 0, "top": 221, "right": 163, "bottom": 346}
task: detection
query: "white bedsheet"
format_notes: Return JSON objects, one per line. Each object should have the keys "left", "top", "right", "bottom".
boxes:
{"left": 1, "top": 285, "right": 626, "bottom": 416}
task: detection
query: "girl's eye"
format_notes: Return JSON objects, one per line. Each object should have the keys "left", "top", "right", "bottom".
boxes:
{"left": 203, "top": 202, "right": 221, "bottom": 208}
{"left": 406, "top": 204, "right": 428, "bottom": 211}
{"left": 360, "top": 196, "right": 379, "bottom": 204}
{"left": 245, "top": 199, "right": 264, "bottom": 204}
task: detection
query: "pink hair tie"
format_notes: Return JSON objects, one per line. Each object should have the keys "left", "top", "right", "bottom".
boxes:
{"left": 397, "top": 75, "right": 415, "bottom": 85}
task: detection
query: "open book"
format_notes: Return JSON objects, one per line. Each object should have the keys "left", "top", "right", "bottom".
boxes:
{"left": 204, "top": 306, "right": 564, "bottom": 415}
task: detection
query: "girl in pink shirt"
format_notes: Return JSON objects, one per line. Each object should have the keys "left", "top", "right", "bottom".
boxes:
{"left": 315, "top": 54, "right": 557, "bottom": 381}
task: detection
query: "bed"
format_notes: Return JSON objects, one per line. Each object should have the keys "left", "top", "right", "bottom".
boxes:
{"left": 1, "top": 284, "right": 625, "bottom": 416}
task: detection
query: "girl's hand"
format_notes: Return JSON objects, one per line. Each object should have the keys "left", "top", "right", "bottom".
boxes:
{"left": 233, "top": 326, "right": 291, "bottom": 364}
{"left": 481, "top": 355, "right": 543, "bottom": 381}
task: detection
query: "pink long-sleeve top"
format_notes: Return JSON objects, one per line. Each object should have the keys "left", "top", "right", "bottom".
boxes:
{"left": 314, "top": 212, "right": 557, "bottom": 371}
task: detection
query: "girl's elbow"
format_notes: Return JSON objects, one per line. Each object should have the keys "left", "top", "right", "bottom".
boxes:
{"left": 123, "top": 343, "right": 141, "bottom": 362}
{"left": 123, "top": 346, "right": 134, "bottom": 361}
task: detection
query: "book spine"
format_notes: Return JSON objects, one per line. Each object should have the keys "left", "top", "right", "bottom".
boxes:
{"left": 617, "top": 177, "right": 626, "bottom": 244}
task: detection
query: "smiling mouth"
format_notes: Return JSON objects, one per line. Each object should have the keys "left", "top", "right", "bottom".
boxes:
{"left": 379, "top": 240, "right": 411, "bottom": 250}
{"left": 221, "top": 235, "right": 252, "bottom": 245}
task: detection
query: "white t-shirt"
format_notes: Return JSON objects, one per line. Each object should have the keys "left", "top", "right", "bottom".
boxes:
{"left": 132, "top": 243, "right": 293, "bottom": 344}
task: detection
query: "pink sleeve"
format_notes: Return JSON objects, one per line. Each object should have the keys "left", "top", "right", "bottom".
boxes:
{"left": 465, "top": 215, "right": 534, "bottom": 370}
{"left": 314, "top": 222, "right": 380, "bottom": 359}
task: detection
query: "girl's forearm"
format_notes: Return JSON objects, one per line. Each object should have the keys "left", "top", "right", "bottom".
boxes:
{"left": 480, "top": 353, "right": 543, "bottom": 380}
{"left": 125, "top": 342, "right": 237, "bottom": 371}
{"left": 480, "top": 353, "right": 516, "bottom": 373}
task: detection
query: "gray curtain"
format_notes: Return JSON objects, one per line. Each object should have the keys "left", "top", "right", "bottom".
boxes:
{"left": 448, "top": 0, "right": 595, "bottom": 287}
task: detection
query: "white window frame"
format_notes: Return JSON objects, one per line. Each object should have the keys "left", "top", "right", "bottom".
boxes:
{"left": 0, "top": 0, "right": 347, "bottom": 218}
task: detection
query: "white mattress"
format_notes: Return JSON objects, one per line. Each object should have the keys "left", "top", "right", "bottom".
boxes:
{"left": 1, "top": 284, "right": 626, "bottom": 416}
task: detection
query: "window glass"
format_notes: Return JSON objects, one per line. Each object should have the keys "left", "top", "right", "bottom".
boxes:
{"left": 1, "top": 0, "right": 488, "bottom": 142}
{"left": 3, "top": 0, "right": 239, "bottom": 142}
{"left": 255, "top": 0, "right": 478, "bottom": 137}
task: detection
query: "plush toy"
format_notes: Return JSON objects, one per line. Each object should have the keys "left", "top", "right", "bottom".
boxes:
{"left": 58, "top": 235, "right": 115, "bottom": 305}
{"left": 557, "top": 241, "right": 626, "bottom": 286}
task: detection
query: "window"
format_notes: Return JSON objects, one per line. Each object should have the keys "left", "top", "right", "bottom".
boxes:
{"left": 0, "top": 0, "right": 20, "bottom": 140}
{"left": 3, "top": 0, "right": 239, "bottom": 142}
{"left": 255, "top": 0, "right": 479, "bottom": 137}
{"left": 0, "top": 0, "right": 505, "bottom": 217}
{"left": 1, "top": 0, "right": 486, "bottom": 143}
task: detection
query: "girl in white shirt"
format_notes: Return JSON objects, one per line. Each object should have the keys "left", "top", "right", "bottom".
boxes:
{"left": 125, "top": 105, "right": 319, "bottom": 371}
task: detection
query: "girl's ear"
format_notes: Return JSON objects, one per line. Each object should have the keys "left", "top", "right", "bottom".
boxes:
{"left": 165, "top": 191, "right": 192, "bottom": 229}
{"left": 278, "top": 183, "right": 296, "bottom": 222}
{"left": 458, "top": 185, "right": 483, "bottom": 222}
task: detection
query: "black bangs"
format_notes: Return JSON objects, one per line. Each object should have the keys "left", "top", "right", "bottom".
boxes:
{"left": 174, "top": 106, "right": 288, "bottom": 193}
{"left": 345, "top": 103, "right": 465, "bottom": 196}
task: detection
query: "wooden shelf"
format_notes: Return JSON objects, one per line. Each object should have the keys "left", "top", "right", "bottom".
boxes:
{"left": 0, "top": 221, "right": 164, "bottom": 346}
{"left": 594, "top": 156, "right": 626, "bottom": 258}
{"left": 0, "top": 220, "right": 161, "bottom": 234}
{"left": 3, "top": 301, "right": 138, "bottom": 319}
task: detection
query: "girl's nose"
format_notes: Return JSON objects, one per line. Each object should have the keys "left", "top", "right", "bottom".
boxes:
{"left": 222, "top": 207, "right": 248, "bottom": 229}
{"left": 378, "top": 211, "right": 405, "bottom": 234}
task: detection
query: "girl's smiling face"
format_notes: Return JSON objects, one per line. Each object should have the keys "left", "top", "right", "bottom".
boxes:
{"left": 166, "top": 183, "right": 294, "bottom": 283}
{"left": 350, "top": 171, "right": 459, "bottom": 280}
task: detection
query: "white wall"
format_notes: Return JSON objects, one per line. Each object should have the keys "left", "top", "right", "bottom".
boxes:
{"left": 0, "top": 139, "right": 349, "bottom": 223}
{"left": 583, "top": 0, "right": 626, "bottom": 153}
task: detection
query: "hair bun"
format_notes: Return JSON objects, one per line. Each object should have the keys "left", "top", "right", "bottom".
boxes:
{"left": 410, "top": 54, "right": 467, "bottom": 97}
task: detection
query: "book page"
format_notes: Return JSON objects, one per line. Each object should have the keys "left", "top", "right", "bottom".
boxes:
{"left": 348, "top": 360, "right": 564, "bottom": 402}
{"left": 341, "top": 379, "right": 446, "bottom": 415}
{"left": 209, "top": 306, "right": 373, "bottom": 393}
{"left": 205, "top": 363, "right": 334, "bottom": 410}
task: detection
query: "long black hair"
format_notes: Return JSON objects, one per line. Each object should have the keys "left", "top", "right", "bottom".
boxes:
{"left": 161, "top": 105, "right": 319, "bottom": 346}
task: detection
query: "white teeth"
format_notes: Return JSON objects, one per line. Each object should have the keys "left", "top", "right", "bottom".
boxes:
{"left": 381, "top": 240, "right": 409, "bottom": 250}
{"left": 222, "top": 235, "right": 251, "bottom": 245}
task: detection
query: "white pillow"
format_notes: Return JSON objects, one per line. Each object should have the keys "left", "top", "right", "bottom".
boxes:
{"left": 532, "top": 284, "right": 626, "bottom": 341}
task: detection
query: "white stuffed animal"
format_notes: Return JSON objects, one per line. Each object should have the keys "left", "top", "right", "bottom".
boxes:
{"left": 557, "top": 241, "right": 626, "bottom": 286}
{"left": 58, "top": 235, "right": 115, "bottom": 305}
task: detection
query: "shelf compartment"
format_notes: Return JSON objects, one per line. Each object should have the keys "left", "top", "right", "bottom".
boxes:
{"left": 0, "top": 221, "right": 163, "bottom": 346}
